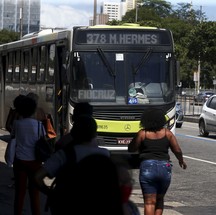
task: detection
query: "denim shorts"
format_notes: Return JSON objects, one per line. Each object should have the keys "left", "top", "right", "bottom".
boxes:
{"left": 139, "top": 160, "right": 172, "bottom": 195}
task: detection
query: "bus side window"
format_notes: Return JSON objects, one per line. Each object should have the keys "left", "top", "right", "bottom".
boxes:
{"left": 6, "top": 52, "right": 13, "bottom": 83}
{"left": 29, "top": 47, "right": 37, "bottom": 83}
{"left": 13, "top": 50, "right": 21, "bottom": 83}
{"left": 47, "top": 44, "right": 55, "bottom": 84}
{"left": 37, "top": 45, "right": 46, "bottom": 83}
{"left": 22, "top": 50, "right": 30, "bottom": 83}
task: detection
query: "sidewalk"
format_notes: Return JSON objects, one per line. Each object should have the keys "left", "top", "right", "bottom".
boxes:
{"left": 183, "top": 115, "right": 199, "bottom": 123}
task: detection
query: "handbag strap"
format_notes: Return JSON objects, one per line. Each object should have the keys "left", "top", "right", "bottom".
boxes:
{"left": 38, "top": 121, "right": 40, "bottom": 139}
{"left": 38, "top": 121, "right": 46, "bottom": 138}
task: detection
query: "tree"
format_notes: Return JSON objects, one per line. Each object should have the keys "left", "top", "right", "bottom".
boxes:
{"left": 187, "top": 21, "right": 216, "bottom": 64}
{"left": 0, "top": 29, "right": 19, "bottom": 44}
{"left": 142, "top": 0, "right": 173, "bottom": 18}
{"left": 173, "top": 3, "right": 206, "bottom": 23}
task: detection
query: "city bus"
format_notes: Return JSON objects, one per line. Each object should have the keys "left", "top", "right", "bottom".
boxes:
{"left": 0, "top": 24, "right": 178, "bottom": 152}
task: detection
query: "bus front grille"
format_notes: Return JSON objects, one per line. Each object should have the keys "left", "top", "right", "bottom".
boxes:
{"left": 93, "top": 110, "right": 143, "bottom": 121}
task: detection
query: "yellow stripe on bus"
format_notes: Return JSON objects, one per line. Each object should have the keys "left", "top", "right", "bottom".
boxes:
{"left": 95, "top": 114, "right": 170, "bottom": 133}
{"left": 95, "top": 119, "right": 140, "bottom": 133}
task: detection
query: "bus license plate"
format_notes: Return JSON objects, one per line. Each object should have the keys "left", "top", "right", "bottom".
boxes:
{"left": 117, "top": 138, "right": 132, "bottom": 145}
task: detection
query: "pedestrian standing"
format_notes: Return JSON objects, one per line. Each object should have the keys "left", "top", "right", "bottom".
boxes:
{"left": 3, "top": 95, "right": 25, "bottom": 188}
{"left": 128, "top": 108, "right": 187, "bottom": 215}
{"left": 12, "top": 96, "right": 45, "bottom": 215}
{"left": 54, "top": 102, "right": 93, "bottom": 151}
{"left": 3, "top": 94, "right": 25, "bottom": 141}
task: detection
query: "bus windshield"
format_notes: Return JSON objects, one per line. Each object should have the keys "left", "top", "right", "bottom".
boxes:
{"left": 71, "top": 50, "right": 174, "bottom": 105}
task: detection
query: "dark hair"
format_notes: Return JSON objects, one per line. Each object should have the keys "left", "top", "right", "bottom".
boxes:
{"left": 70, "top": 115, "right": 97, "bottom": 143}
{"left": 13, "top": 94, "right": 26, "bottom": 109}
{"left": 140, "top": 108, "right": 166, "bottom": 132}
{"left": 16, "top": 96, "right": 37, "bottom": 118}
{"left": 26, "top": 92, "right": 39, "bottom": 104}
{"left": 73, "top": 154, "right": 124, "bottom": 215}
{"left": 72, "top": 102, "right": 93, "bottom": 122}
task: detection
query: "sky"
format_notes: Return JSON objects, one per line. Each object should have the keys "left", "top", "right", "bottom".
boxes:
{"left": 40, "top": 0, "right": 216, "bottom": 28}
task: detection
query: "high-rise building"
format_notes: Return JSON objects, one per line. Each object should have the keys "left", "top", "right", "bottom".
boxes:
{"left": 100, "top": 0, "right": 136, "bottom": 23}
{"left": 101, "top": 2, "right": 121, "bottom": 21}
{"left": 91, "top": 0, "right": 136, "bottom": 25}
{"left": 0, "top": 0, "right": 40, "bottom": 36}
{"left": 125, "top": 0, "right": 136, "bottom": 11}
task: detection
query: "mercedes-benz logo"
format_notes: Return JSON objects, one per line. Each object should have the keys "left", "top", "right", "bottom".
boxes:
{"left": 124, "top": 124, "right": 131, "bottom": 131}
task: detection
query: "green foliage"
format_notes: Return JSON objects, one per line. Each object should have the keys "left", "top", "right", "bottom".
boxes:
{"left": 187, "top": 22, "right": 216, "bottom": 63}
{"left": 0, "top": 29, "right": 19, "bottom": 45}
{"left": 119, "top": 0, "right": 216, "bottom": 89}
{"left": 142, "top": 0, "right": 173, "bottom": 18}
{"left": 106, "top": 20, "right": 123, "bottom": 25}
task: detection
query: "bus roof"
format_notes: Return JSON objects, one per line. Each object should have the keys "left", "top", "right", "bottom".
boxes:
{"left": 0, "top": 29, "right": 72, "bottom": 51}
{"left": 85, "top": 23, "right": 166, "bottom": 31}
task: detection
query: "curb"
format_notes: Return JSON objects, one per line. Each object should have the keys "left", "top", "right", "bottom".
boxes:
{"left": 184, "top": 116, "right": 199, "bottom": 123}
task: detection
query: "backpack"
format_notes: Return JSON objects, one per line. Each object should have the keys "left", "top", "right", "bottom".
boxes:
{"left": 45, "top": 144, "right": 77, "bottom": 214}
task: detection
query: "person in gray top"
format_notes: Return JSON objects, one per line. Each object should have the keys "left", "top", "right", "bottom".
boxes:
{"left": 34, "top": 115, "right": 110, "bottom": 195}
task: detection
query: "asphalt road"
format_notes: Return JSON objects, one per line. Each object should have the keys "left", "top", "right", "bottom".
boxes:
{"left": 132, "top": 121, "right": 216, "bottom": 215}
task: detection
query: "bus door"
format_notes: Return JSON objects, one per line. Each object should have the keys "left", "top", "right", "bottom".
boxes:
{"left": 53, "top": 44, "right": 70, "bottom": 137}
{"left": 0, "top": 55, "right": 5, "bottom": 128}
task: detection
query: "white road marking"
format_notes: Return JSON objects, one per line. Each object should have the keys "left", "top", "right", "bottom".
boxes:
{"left": 183, "top": 155, "right": 216, "bottom": 165}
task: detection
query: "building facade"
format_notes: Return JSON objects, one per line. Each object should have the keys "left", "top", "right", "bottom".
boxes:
{"left": 90, "top": 0, "right": 136, "bottom": 25}
{"left": 101, "top": 2, "right": 121, "bottom": 22}
{"left": 125, "top": 0, "right": 136, "bottom": 11}
{"left": 0, "top": 0, "right": 40, "bottom": 36}
{"left": 96, "top": 0, "right": 135, "bottom": 24}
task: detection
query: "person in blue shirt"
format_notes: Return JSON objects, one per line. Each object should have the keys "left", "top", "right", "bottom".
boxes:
{"left": 12, "top": 95, "right": 45, "bottom": 215}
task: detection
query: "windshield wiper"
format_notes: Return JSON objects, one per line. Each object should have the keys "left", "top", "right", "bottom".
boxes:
{"left": 133, "top": 48, "right": 152, "bottom": 75}
{"left": 97, "top": 48, "right": 115, "bottom": 77}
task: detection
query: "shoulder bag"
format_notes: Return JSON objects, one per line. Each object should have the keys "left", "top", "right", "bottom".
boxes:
{"left": 35, "top": 122, "right": 53, "bottom": 162}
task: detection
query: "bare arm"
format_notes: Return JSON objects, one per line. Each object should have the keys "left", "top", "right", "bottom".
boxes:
{"left": 34, "top": 167, "right": 51, "bottom": 195}
{"left": 128, "top": 130, "right": 143, "bottom": 152}
{"left": 166, "top": 129, "right": 187, "bottom": 169}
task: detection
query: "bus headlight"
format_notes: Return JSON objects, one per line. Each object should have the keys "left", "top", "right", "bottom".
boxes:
{"left": 166, "top": 117, "right": 175, "bottom": 129}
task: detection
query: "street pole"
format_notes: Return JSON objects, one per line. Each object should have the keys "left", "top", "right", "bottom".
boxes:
{"left": 19, "top": 7, "right": 23, "bottom": 39}
{"left": 135, "top": 1, "right": 138, "bottom": 22}
{"left": 197, "top": 5, "right": 202, "bottom": 93}
{"left": 93, "top": 0, "right": 97, "bottom": 26}
{"left": 197, "top": 60, "right": 200, "bottom": 93}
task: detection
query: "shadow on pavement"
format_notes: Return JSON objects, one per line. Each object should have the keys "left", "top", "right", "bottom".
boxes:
{"left": 0, "top": 140, "right": 51, "bottom": 215}
{"left": 0, "top": 161, "right": 14, "bottom": 215}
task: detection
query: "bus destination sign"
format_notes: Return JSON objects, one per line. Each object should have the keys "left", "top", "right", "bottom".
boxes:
{"left": 86, "top": 33, "right": 159, "bottom": 45}
{"left": 76, "top": 30, "right": 170, "bottom": 45}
